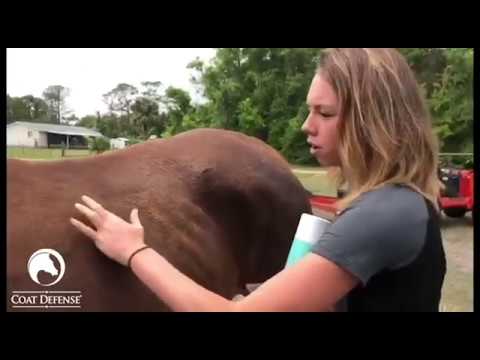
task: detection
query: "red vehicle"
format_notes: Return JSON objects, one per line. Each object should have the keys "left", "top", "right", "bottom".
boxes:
{"left": 309, "top": 194, "right": 338, "bottom": 218}
{"left": 437, "top": 155, "right": 474, "bottom": 218}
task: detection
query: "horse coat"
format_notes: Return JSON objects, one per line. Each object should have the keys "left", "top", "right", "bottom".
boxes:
{"left": 7, "top": 128, "right": 311, "bottom": 311}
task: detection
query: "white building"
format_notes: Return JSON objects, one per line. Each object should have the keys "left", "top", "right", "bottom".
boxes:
{"left": 110, "top": 137, "right": 130, "bottom": 149}
{"left": 7, "top": 121, "right": 104, "bottom": 148}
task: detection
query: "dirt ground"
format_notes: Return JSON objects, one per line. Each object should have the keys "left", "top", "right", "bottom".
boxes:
{"left": 439, "top": 213, "right": 473, "bottom": 312}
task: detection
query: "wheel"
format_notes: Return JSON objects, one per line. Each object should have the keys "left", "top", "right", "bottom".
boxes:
{"left": 443, "top": 207, "right": 467, "bottom": 218}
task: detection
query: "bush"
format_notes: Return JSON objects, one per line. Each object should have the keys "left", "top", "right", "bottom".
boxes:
{"left": 127, "top": 138, "right": 141, "bottom": 145}
{"left": 439, "top": 154, "right": 474, "bottom": 169}
{"left": 89, "top": 137, "right": 111, "bottom": 153}
{"left": 463, "top": 157, "right": 474, "bottom": 169}
{"left": 280, "top": 116, "right": 317, "bottom": 165}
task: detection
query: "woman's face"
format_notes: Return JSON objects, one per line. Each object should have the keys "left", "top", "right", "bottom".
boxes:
{"left": 301, "top": 74, "right": 341, "bottom": 167}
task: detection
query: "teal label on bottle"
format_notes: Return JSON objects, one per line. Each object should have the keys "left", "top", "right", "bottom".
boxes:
{"left": 285, "top": 238, "right": 313, "bottom": 267}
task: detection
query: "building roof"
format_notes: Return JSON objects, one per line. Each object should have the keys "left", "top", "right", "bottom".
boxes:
{"left": 7, "top": 121, "right": 104, "bottom": 138}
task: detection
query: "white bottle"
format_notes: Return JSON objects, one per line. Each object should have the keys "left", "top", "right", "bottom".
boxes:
{"left": 285, "top": 213, "right": 331, "bottom": 267}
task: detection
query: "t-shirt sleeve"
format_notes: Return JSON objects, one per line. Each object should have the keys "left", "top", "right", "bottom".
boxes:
{"left": 311, "top": 186, "right": 429, "bottom": 285}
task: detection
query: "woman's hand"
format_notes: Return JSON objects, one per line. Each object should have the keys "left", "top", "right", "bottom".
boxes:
{"left": 70, "top": 195, "right": 146, "bottom": 266}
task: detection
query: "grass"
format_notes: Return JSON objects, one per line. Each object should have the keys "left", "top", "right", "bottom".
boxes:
{"left": 290, "top": 165, "right": 337, "bottom": 196}
{"left": 7, "top": 147, "right": 94, "bottom": 160}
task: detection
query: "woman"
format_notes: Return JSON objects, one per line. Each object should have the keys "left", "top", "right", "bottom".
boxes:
{"left": 71, "top": 48, "right": 446, "bottom": 312}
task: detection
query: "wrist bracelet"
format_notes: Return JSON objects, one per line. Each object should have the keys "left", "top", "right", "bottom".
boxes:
{"left": 127, "top": 245, "right": 151, "bottom": 268}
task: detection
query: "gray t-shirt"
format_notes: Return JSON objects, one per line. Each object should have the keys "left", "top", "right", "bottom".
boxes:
{"left": 311, "top": 184, "right": 429, "bottom": 286}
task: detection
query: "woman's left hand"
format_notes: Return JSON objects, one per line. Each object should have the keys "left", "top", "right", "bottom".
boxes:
{"left": 70, "top": 195, "right": 146, "bottom": 266}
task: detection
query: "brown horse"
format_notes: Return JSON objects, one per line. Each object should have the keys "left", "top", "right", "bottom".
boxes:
{"left": 7, "top": 128, "right": 311, "bottom": 311}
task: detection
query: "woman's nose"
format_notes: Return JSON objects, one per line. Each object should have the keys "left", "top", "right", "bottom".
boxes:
{"left": 301, "top": 115, "right": 316, "bottom": 135}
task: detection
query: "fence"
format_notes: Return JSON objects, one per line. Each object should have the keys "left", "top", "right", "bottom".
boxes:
{"left": 7, "top": 146, "right": 94, "bottom": 160}
{"left": 439, "top": 153, "right": 474, "bottom": 169}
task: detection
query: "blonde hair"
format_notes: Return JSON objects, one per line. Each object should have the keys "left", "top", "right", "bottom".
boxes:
{"left": 316, "top": 48, "right": 442, "bottom": 212}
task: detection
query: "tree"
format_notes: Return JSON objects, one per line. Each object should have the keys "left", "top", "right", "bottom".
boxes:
{"left": 131, "top": 97, "right": 164, "bottom": 138}
{"left": 398, "top": 48, "right": 448, "bottom": 98}
{"left": 8, "top": 96, "right": 30, "bottom": 123}
{"left": 42, "top": 85, "right": 72, "bottom": 124}
{"left": 187, "top": 48, "right": 321, "bottom": 161}
{"left": 78, "top": 115, "right": 98, "bottom": 129}
{"left": 187, "top": 48, "right": 473, "bottom": 163}
{"left": 161, "top": 86, "right": 193, "bottom": 135}
{"left": 237, "top": 97, "right": 265, "bottom": 136}
{"left": 428, "top": 48, "right": 473, "bottom": 152}
{"left": 102, "top": 83, "right": 138, "bottom": 126}
{"left": 7, "top": 95, "right": 14, "bottom": 123}
{"left": 140, "top": 81, "right": 163, "bottom": 102}
{"left": 22, "top": 95, "right": 49, "bottom": 122}
{"left": 6, "top": 94, "right": 49, "bottom": 124}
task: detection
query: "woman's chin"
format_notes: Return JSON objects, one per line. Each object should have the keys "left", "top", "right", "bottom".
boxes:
{"left": 315, "top": 156, "right": 337, "bottom": 167}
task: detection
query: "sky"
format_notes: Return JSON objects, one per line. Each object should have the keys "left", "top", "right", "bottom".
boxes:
{"left": 7, "top": 48, "right": 217, "bottom": 118}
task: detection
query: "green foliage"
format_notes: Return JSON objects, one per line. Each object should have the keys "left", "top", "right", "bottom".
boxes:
{"left": 237, "top": 98, "right": 265, "bottom": 136}
{"left": 428, "top": 49, "right": 473, "bottom": 152}
{"left": 7, "top": 94, "right": 50, "bottom": 124}
{"left": 185, "top": 48, "right": 321, "bottom": 162}
{"left": 78, "top": 115, "right": 98, "bottom": 129}
{"left": 88, "top": 136, "right": 110, "bottom": 153}
{"left": 464, "top": 157, "right": 474, "bottom": 169}
{"left": 127, "top": 138, "right": 141, "bottom": 145}
{"left": 398, "top": 48, "right": 473, "bottom": 154}
{"left": 398, "top": 48, "right": 448, "bottom": 97}
{"left": 187, "top": 48, "right": 472, "bottom": 164}
{"left": 160, "top": 86, "right": 195, "bottom": 135}
{"left": 130, "top": 97, "right": 164, "bottom": 139}
{"left": 280, "top": 114, "right": 316, "bottom": 165}
{"left": 9, "top": 49, "right": 472, "bottom": 166}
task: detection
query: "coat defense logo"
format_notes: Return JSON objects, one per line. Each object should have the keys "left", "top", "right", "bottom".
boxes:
{"left": 28, "top": 248, "right": 66, "bottom": 286}
{"left": 9, "top": 248, "right": 82, "bottom": 310}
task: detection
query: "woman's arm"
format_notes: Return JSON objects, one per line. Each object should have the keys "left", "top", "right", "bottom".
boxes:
{"left": 71, "top": 195, "right": 359, "bottom": 312}
{"left": 129, "top": 248, "right": 235, "bottom": 311}
{"left": 130, "top": 248, "right": 358, "bottom": 312}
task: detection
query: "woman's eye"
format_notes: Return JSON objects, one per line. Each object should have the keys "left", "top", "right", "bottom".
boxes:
{"left": 308, "top": 106, "right": 336, "bottom": 118}
{"left": 320, "top": 112, "right": 334, "bottom": 118}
